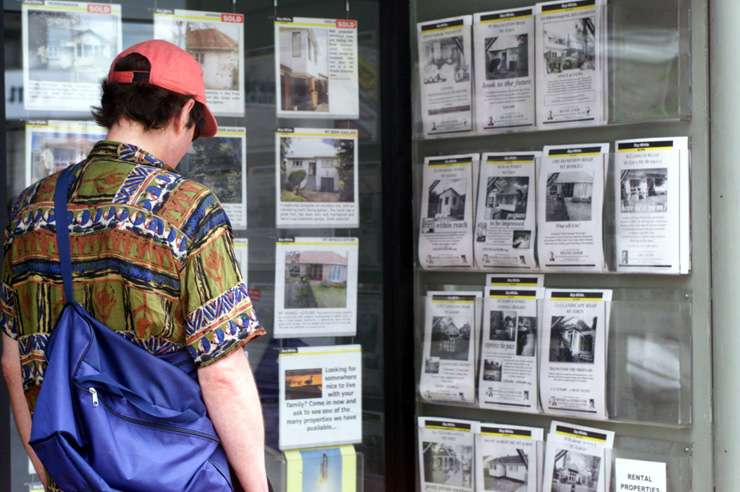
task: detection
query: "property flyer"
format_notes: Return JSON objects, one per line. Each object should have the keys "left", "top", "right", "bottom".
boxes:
{"left": 475, "top": 152, "right": 538, "bottom": 269}
{"left": 24, "top": 120, "right": 106, "bottom": 186}
{"left": 419, "top": 291, "right": 481, "bottom": 404}
{"left": 276, "top": 128, "right": 359, "bottom": 229}
{"left": 417, "top": 417, "right": 477, "bottom": 492}
{"left": 535, "top": 0, "right": 608, "bottom": 129}
{"left": 273, "top": 237, "right": 358, "bottom": 338}
{"left": 275, "top": 17, "right": 359, "bottom": 119}
{"left": 178, "top": 126, "right": 247, "bottom": 229}
{"left": 543, "top": 421, "right": 615, "bottom": 492}
{"left": 540, "top": 289, "right": 612, "bottom": 420}
{"left": 279, "top": 345, "right": 362, "bottom": 450}
{"left": 479, "top": 274, "right": 543, "bottom": 413}
{"left": 615, "top": 458, "right": 667, "bottom": 492}
{"left": 154, "top": 8, "right": 245, "bottom": 116}
{"left": 234, "top": 238, "right": 248, "bottom": 284}
{"left": 417, "top": 16, "right": 474, "bottom": 136}
{"left": 22, "top": 1, "right": 122, "bottom": 112}
{"left": 419, "top": 154, "right": 477, "bottom": 269}
{"left": 615, "top": 137, "right": 690, "bottom": 274}
{"left": 538, "top": 143, "right": 608, "bottom": 272}
{"left": 473, "top": 8, "right": 535, "bottom": 133}
{"left": 475, "top": 423, "right": 544, "bottom": 492}
{"left": 285, "top": 446, "right": 357, "bottom": 492}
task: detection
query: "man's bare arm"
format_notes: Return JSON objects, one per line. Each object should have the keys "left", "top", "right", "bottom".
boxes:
{"left": 1, "top": 333, "right": 48, "bottom": 487}
{"left": 198, "top": 347, "right": 268, "bottom": 492}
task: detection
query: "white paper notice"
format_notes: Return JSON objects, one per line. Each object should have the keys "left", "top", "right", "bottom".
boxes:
{"left": 544, "top": 421, "right": 615, "bottom": 492}
{"left": 476, "top": 423, "right": 543, "bottom": 492}
{"left": 479, "top": 274, "right": 543, "bottom": 413}
{"left": 22, "top": 1, "right": 122, "bottom": 112}
{"left": 615, "top": 137, "right": 690, "bottom": 274}
{"left": 233, "top": 238, "right": 248, "bottom": 284}
{"left": 541, "top": 289, "right": 612, "bottom": 420}
{"left": 154, "top": 9, "right": 245, "bottom": 116}
{"left": 274, "top": 237, "right": 358, "bottom": 338}
{"left": 417, "top": 16, "right": 474, "bottom": 136}
{"left": 538, "top": 143, "right": 608, "bottom": 272}
{"left": 475, "top": 152, "right": 538, "bottom": 269}
{"left": 178, "top": 126, "right": 248, "bottom": 229}
{"left": 276, "top": 128, "right": 359, "bottom": 229}
{"left": 24, "top": 120, "right": 106, "bottom": 186}
{"left": 418, "top": 417, "right": 477, "bottom": 492}
{"left": 279, "top": 345, "right": 362, "bottom": 450}
{"left": 473, "top": 8, "right": 535, "bottom": 133}
{"left": 275, "top": 17, "right": 359, "bottom": 119}
{"left": 419, "top": 291, "right": 481, "bottom": 404}
{"left": 615, "top": 458, "right": 667, "bottom": 492}
{"left": 535, "top": 0, "right": 608, "bottom": 129}
{"left": 419, "top": 154, "right": 477, "bottom": 269}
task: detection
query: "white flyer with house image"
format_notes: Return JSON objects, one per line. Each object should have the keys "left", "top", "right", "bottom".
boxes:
{"left": 475, "top": 152, "right": 539, "bottom": 269}
{"left": 540, "top": 289, "right": 612, "bottom": 420}
{"left": 538, "top": 143, "right": 608, "bottom": 272}
{"left": 544, "top": 421, "right": 614, "bottom": 492}
{"left": 475, "top": 423, "right": 544, "bottom": 492}
{"left": 479, "top": 275, "right": 543, "bottom": 413}
{"left": 154, "top": 9, "right": 245, "bottom": 116}
{"left": 615, "top": 137, "right": 690, "bottom": 274}
{"left": 279, "top": 345, "right": 362, "bottom": 450}
{"left": 417, "top": 16, "right": 473, "bottom": 137}
{"left": 22, "top": 1, "right": 122, "bottom": 112}
{"left": 418, "top": 417, "right": 477, "bottom": 492}
{"left": 234, "top": 238, "right": 248, "bottom": 283}
{"left": 419, "top": 291, "right": 481, "bottom": 404}
{"left": 24, "top": 120, "right": 106, "bottom": 186}
{"left": 535, "top": 0, "right": 607, "bottom": 129}
{"left": 274, "top": 237, "right": 358, "bottom": 338}
{"left": 473, "top": 8, "right": 535, "bottom": 134}
{"left": 276, "top": 128, "right": 359, "bottom": 229}
{"left": 419, "top": 154, "right": 477, "bottom": 269}
{"left": 178, "top": 126, "right": 247, "bottom": 229}
{"left": 275, "top": 17, "right": 359, "bottom": 119}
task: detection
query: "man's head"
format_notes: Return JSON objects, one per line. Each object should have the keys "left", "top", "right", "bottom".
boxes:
{"left": 92, "top": 40, "right": 218, "bottom": 167}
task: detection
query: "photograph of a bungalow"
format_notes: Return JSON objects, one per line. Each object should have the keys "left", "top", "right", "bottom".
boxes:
{"left": 483, "top": 449, "right": 529, "bottom": 492}
{"left": 279, "top": 26, "right": 329, "bottom": 112}
{"left": 551, "top": 449, "right": 600, "bottom": 492}
{"left": 284, "top": 250, "right": 348, "bottom": 309}
{"left": 545, "top": 171, "right": 593, "bottom": 222}
{"left": 486, "top": 177, "right": 529, "bottom": 220}
{"left": 280, "top": 137, "right": 355, "bottom": 203}
{"left": 185, "top": 25, "right": 240, "bottom": 90}
{"left": 484, "top": 34, "right": 529, "bottom": 80}
{"left": 427, "top": 179, "right": 466, "bottom": 221}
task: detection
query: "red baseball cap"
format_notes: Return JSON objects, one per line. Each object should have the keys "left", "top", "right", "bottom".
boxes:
{"left": 107, "top": 39, "right": 218, "bottom": 138}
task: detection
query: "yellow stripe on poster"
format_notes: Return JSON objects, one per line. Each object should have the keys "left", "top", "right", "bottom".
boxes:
{"left": 428, "top": 162, "right": 472, "bottom": 168}
{"left": 431, "top": 300, "right": 474, "bottom": 305}
{"left": 276, "top": 22, "right": 335, "bottom": 28}
{"left": 617, "top": 147, "right": 673, "bottom": 153}
{"left": 340, "top": 446, "right": 357, "bottom": 492}
{"left": 280, "top": 347, "right": 361, "bottom": 357}
{"left": 285, "top": 450, "right": 302, "bottom": 492}
{"left": 555, "top": 430, "right": 606, "bottom": 443}
{"left": 276, "top": 242, "right": 358, "bottom": 247}
{"left": 489, "top": 295, "right": 537, "bottom": 300}
{"left": 480, "top": 432, "right": 533, "bottom": 439}
{"left": 487, "top": 160, "right": 534, "bottom": 165}
{"left": 277, "top": 132, "right": 357, "bottom": 138}
{"left": 421, "top": 25, "right": 464, "bottom": 34}
{"left": 480, "top": 15, "right": 531, "bottom": 24}
{"left": 425, "top": 425, "right": 470, "bottom": 431}
{"left": 552, "top": 297, "right": 604, "bottom": 302}
{"left": 542, "top": 5, "right": 595, "bottom": 15}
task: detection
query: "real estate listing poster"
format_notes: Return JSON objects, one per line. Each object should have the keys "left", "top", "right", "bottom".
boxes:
{"left": 234, "top": 238, "right": 248, "bottom": 284}
{"left": 538, "top": 144, "right": 608, "bottom": 272}
{"left": 276, "top": 128, "right": 359, "bottom": 229}
{"left": 535, "top": 0, "right": 607, "bottom": 129}
{"left": 417, "top": 417, "right": 477, "bottom": 492}
{"left": 540, "top": 289, "right": 612, "bottom": 420}
{"left": 24, "top": 120, "right": 106, "bottom": 186}
{"left": 475, "top": 152, "right": 538, "bottom": 269}
{"left": 475, "top": 423, "right": 544, "bottom": 492}
{"left": 417, "top": 16, "right": 473, "bottom": 137}
{"left": 279, "top": 345, "right": 362, "bottom": 450}
{"left": 419, "top": 154, "right": 477, "bottom": 269}
{"left": 479, "top": 274, "right": 543, "bottom": 413}
{"left": 178, "top": 126, "right": 247, "bottom": 229}
{"left": 615, "top": 459, "right": 667, "bottom": 492}
{"left": 543, "top": 421, "right": 614, "bottom": 492}
{"left": 154, "top": 9, "right": 245, "bottom": 116}
{"left": 615, "top": 137, "right": 690, "bottom": 274}
{"left": 274, "top": 237, "right": 358, "bottom": 338}
{"left": 22, "top": 1, "right": 122, "bottom": 112}
{"left": 473, "top": 8, "right": 535, "bottom": 133}
{"left": 275, "top": 17, "right": 359, "bottom": 119}
{"left": 419, "top": 291, "right": 481, "bottom": 404}
{"left": 285, "top": 445, "right": 357, "bottom": 492}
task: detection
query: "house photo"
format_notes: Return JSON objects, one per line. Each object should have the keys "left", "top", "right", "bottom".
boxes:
{"left": 280, "top": 137, "right": 355, "bottom": 203}
{"left": 483, "top": 450, "right": 529, "bottom": 491}
{"left": 485, "top": 34, "right": 529, "bottom": 80}
{"left": 29, "top": 131, "right": 103, "bottom": 183}
{"left": 185, "top": 24, "right": 240, "bottom": 90}
{"left": 485, "top": 177, "right": 529, "bottom": 220}
{"left": 279, "top": 26, "right": 329, "bottom": 112}
{"left": 430, "top": 316, "right": 471, "bottom": 361}
{"left": 427, "top": 179, "right": 466, "bottom": 220}
{"left": 422, "top": 442, "right": 473, "bottom": 488}
{"left": 551, "top": 450, "right": 600, "bottom": 492}
{"left": 284, "top": 250, "right": 348, "bottom": 309}
{"left": 545, "top": 171, "right": 594, "bottom": 222}
{"left": 620, "top": 168, "right": 668, "bottom": 213}
{"left": 549, "top": 316, "right": 597, "bottom": 364}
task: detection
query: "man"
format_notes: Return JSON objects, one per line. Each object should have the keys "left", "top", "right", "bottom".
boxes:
{"left": 0, "top": 40, "right": 268, "bottom": 491}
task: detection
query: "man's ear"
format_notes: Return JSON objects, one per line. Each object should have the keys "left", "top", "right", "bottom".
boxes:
{"left": 176, "top": 98, "right": 196, "bottom": 134}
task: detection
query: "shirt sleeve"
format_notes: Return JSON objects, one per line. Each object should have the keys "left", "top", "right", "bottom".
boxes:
{"left": 1, "top": 230, "right": 19, "bottom": 340}
{"left": 180, "top": 214, "right": 265, "bottom": 368}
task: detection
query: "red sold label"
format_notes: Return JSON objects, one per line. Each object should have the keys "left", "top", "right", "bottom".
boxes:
{"left": 336, "top": 19, "right": 357, "bottom": 29}
{"left": 221, "top": 13, "right": 244, "bottom": 23}
{"left": 87, "top": 4, "right": 112, "bottom": 14}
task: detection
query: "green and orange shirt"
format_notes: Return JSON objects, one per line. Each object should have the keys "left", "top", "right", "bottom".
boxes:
{"left": 0, "top": 140, "right": 265, "bottom": 411}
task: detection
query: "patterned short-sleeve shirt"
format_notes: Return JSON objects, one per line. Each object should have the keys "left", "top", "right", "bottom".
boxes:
{"left": 0, "top": 140, "right": 265, "bottom": 411}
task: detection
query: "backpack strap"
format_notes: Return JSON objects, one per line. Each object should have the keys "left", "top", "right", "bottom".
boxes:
{"left": 54, "top": 166, "right": 77, "bottom": 304}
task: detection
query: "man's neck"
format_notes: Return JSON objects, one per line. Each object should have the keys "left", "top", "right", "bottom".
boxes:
{"left": 106, "top": 120, "right": 177, "bottom": 169}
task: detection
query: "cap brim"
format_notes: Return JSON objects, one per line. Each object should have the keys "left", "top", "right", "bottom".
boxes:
{"left": 200, "top": 104, "right": 218, "bottom": 138}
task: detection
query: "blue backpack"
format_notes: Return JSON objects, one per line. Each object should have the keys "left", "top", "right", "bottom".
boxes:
{"left": 28, "top": 165, "right": 234, "bottom": 491}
